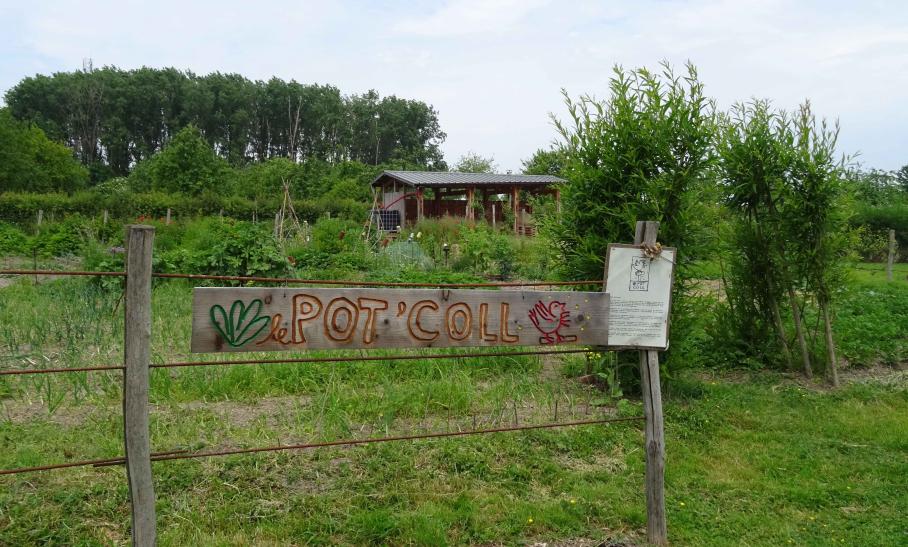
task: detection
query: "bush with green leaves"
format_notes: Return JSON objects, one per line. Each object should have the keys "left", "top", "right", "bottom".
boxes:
{"left": 546, "top": 62, "right": 715, "bottom": 285}
{"left": 156, "top": 218, "right": 289, "bottom": 278}
{"left": 283, "top": 217, "right": 370, "bottom": 275}
{"left": 0, "top": 223, "right": 28, "bottom": 255}
{"left": 0, "top": 108, "right": 89, "bottom": 193}
{"left": 717, "top": 100, "right": 854, "bottom": 383}
{"left": 457, "top": 224, "right": 516, "bottom": 278}
{"left": 30, "top": 216, "right": 94, "bottom": 257}
{"left": 128, "top": 125, "right": 233, "bottom": 195}
{"left": 545, "top": 62, "right": 716, "bottom": 373}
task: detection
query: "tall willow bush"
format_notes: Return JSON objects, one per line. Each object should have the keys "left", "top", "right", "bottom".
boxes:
{"left": 718, "top": 100, "right": 853, "bottom": 383}
{"left": 544, "top": 62, "right": 717, "bottom": 369}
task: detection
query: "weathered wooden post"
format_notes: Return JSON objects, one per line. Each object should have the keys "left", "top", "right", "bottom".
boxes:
{"left": 37, "top": 209, "right": 43, "bottom": 226}
{"left": 634, "top": 220, "right": 667, "bottom": 544}
{"left": 103, "top": 209, "right": 109, "bottom": 225}
{"left": 124, "top": 225, "right": 156, "bottom": 546}
{"left": 887, "top": 229, "right": 896, "bottom": 282}
{"left": 165, "top": 208, "right": 171, "bottom": 225}
{"left": 491, "top": 203, "right": 497, "bottom": 230}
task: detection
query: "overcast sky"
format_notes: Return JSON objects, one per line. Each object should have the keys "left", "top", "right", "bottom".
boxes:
{"left": 1, "top": 0, "right": 906, "bottom": 172}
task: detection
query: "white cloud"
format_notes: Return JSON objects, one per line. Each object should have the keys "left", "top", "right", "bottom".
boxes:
{"left": 2, "top": 0, "right": 907, "bottom": 171}
{"left": 393, "top": 0, "right": 551, "bottom": 37}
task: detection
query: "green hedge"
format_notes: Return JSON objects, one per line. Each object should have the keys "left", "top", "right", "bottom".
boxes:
{"left": 0, "top": 191, "right": 369, "bottom": 224}
{"left": 853, "top": 203, "right": 908, "bottom": 261}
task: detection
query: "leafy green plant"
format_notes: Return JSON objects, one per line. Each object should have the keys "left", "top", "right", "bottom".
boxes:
{"left": 455, "top": 224, "right": 516, "bottom": 278}
{"left": 0, "top": 222, "right": 28, "bottom": 255}
{"left": 157, "top": 219, "right": 289, "bottom": 279}
{"left": 545, "top": 62, "right": 717, "bottom": 378}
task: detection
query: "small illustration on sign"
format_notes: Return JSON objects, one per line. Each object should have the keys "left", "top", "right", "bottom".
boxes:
{"left": 210, "top": 299, "right": 271, "bottom": 347}
{"left": 528, "top": 300, "right": 578, "bottom": 345}
{"left": 629, "top": 256, "right": 650, "bottom": 291}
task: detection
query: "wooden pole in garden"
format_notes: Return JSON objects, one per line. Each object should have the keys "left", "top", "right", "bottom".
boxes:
{"left": 888, "top": 229, "right": 896, "bottom": 282}
{"left": 123, "top": 225, "right": 156, "bottom": 546}
{"left": 634, "top": 220, "right": 667, "bottom": 544}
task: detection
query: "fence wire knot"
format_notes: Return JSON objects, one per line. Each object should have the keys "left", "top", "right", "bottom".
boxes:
{"left": 642, "top": 242, "right": 663, "bottom": 260}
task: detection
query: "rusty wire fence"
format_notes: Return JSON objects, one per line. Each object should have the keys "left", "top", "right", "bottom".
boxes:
{"left": 0, "top": 267, "right": 641, "bottom": 478}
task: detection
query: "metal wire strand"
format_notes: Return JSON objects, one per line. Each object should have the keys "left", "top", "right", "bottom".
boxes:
{"left": 1, "top": 348, "right": 593, "bottom": 377}
{"left": 0, "top": 269, "right": 603, "bottom": 288}
{"left": 0, "top": 417, "right": 642, "bottom": 475}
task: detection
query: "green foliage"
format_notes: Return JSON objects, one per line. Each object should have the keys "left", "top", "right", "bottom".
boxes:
{"left": 0, "top": 108, "right": 88, "bottom": 193}
{"left": 547, "top": 62, "right": 716, "bottom": 369}
{"left": 454, "top": 151, "right": 497, "bottom": 173}
{"left": 716, "top": 99, "right": 856, "bottom": 375}
{"left": 131, "top": 125, "right": 232, "bottom": 195}
{"left": 848, "top": 167, "right": 904, "bottom": 206}
{"left": 1, "top": 272, "right": 907, "bottom": 544}
{"left": 457, "top": 224, "right": 516, "bottom": 278}
{"left": 155, "top": 218, "right": 289, "bottom": 278}
{"left": 521, "top": 148, "right": 567, "bottom": 176}
{"left": 716, "top": 99, "right": 795, "bottom": 357}
{"left": 787, "top": 103, "right": 855, "bottom": 303}
{"left": 285, "top": 218, "right": 370, "bottom": 275}
{"left": 0, "top": 223, "right": 28, "bottom": 255}
{"left": 547, "top": 62, "right": 715, "bottom": 283}
{"left": 409, "top": 217, "right": 464, "bottom": 263}
{"left": 827, "top": 277, "right": 908, "bottom": 366}
{"left": 5, "top": 68, "right": 446, "bottom": 175}
{"left": 852, "top": 203, "right": 908, "bottom": 261}
{"left": 379, "top": 239, "right": 435, "bottom": 270}
{"left": 31, "top": 216, "right": 93, "bottom": 257}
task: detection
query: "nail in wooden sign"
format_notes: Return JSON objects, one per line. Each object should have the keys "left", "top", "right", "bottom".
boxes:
{"left": 191, "top": 288, "right": 610, "bottom": 353}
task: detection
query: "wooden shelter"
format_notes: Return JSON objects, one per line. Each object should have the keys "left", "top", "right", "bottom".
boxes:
{"left": 371, "top": 170, "right": 565, "bottom": 235}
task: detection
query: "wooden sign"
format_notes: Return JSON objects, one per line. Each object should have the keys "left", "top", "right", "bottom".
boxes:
{"left": 191, "top": 288, "right": 609, "bottom": 353}
{"left": 604, "top": 244, "right": 676, "bottom": 350}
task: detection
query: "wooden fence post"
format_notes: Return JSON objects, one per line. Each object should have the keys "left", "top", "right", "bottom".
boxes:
{"left": 124, "top": 225, "right": 156, "bottom": 546}
{"left": 103, "top": 209, "right": 109, "bottom": 225}
{"left": 37, "top": 209, "right": 43, "bottom": 226}
{"left": 634, "top": 220, "right": 667, "bottom": 544}
{"left": 165, "top": 208, "right": 171, "bottom": 225}
{"left": 887, "top": 229, "right": 896, "bottom": 282}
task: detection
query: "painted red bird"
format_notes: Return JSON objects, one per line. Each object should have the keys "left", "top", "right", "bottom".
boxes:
{"left": 528, "top": 300, "right": 576, "bottom": 345}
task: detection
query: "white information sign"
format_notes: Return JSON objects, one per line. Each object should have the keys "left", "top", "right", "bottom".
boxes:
{"left": 605, "top": 244, "right": 676, "bottom": 350}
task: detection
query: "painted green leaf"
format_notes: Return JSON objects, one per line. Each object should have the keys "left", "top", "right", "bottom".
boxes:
{"left": 210, "top": 299, "right": 271, "bottom": 347}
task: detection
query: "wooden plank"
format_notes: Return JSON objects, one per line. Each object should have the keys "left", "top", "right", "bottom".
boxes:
{"left": 123, "top": 225, "right": 156, "bottom": 547}
{"left": 191, "top": 288, "right": 609, "bottom": 353}
{"left": 888, "top": 229, "right": 896, "bottom": 282}
{"left": 634, "top": 220, "right": 667, "bottom": 545}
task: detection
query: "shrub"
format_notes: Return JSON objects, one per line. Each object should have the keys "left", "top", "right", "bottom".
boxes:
{"left": 30, "top": 216, "right": 90, "bottom": 257}
{"left": 457, "top": 224, "right": 516, "bottom": 278}
{"left": 853, "top": 203, "right": 908, "bottom": 261}
{"left": 157, "top": 219, "right": 289, "bottom": 278}
{"left": 0, "top": 223, "right": 28, "bottom": 255}
{"left": 285, "top": 217, "right": 370, "bottom": 274}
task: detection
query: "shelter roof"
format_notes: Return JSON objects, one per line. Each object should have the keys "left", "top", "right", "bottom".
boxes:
{"left": 371, "top": 170, "right": 565, "bottom": 188}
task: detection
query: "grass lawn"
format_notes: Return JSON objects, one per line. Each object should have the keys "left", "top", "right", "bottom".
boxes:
{"left": 0, "top": 265, "right": 906, "bottom": 545}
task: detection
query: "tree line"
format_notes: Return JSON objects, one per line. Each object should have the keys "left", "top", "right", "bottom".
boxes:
{"left": 4, "top": 67, "right": 447, "bottom": 179}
